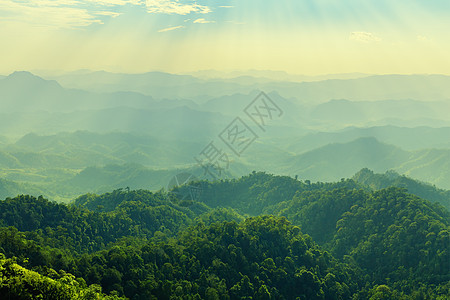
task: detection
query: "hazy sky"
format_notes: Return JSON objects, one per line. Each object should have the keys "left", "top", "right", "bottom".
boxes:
{"left": 1, "top": 0, "right": 449, "bottom": 75}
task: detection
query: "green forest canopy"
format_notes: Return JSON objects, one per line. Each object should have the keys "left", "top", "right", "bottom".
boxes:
{"left": 0, "top": 172, "right": 449, "bottom": 299}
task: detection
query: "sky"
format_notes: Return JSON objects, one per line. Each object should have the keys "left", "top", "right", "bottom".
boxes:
{"left": 0, "top": 0, "right": 449, "bottom": 75}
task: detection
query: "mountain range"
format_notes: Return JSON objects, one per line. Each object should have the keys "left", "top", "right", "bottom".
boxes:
{"left": 1, "top": 131, "right": 450, "bottom": 202}
{"left": 44, "top": 71, "right": 450, "bottom": 102}
{"left": 1, "top": 71, "right": 450, "bottom": 138}
{"left": 1, "top": 70, "right": 450, "bottom": 199}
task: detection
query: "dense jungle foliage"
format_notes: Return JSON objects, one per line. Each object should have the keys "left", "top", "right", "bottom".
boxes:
{"left": 0, "top": 172, "right": 449, "bottom": 299}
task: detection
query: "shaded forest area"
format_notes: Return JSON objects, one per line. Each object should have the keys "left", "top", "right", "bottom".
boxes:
{"left": 1, "top": 172, "right": 449, "bottom": 299}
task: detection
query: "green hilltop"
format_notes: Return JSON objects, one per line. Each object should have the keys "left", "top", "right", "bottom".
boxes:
{"left": 1, "top": 173, "right": 448, "bottom": 299}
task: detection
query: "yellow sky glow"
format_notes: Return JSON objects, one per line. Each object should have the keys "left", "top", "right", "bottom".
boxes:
{"left": 0, "top": 0, "right": 449, "bottom": 75}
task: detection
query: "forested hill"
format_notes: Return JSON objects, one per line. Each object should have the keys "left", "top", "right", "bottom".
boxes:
{"left": 193, "top": 170, "right": 449, "bottom": 213}
{"left": 353, "top": 168, "right": 450, "bottom": 210}
{"left": 0, "top": 172, "right": 449, "bottom": 299}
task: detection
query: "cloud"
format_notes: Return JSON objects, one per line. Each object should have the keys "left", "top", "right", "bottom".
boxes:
{"left": 87, "top": 0, "right": 143, "bottom": 6}
{"left": 350, "top": 31, "right": 381, "bottom": 43}
{"left": 0, "top": 0, "right": 144, "bottom": 28}
{"left": 0, "top": 1, "right": 100, "bottom": 28}
{"left": 0, "top": 0, "right": 214, "bottom": 29}
{"left": 146, "top": 0, "right": 210, "bottom": 15}
{"left": 193, "top": 18, "right": 214, "bottom": 24}
{"left": 158, "top": 25, "right": 185, "bottom": 32}
{"left": 95, "top": 11, "right": 122, "bottom": 18}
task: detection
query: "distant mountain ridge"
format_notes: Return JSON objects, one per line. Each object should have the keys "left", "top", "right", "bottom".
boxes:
{"left": 184, "top": 69, "right": 371, "bottom": 81}
{"left": 2, "top": 72, "right": 450, "bottom": 137}
{"left": 286, "top": 137, "right": 410, "bottom": 179}
{"left": 0, "top": 178, "right": 49, "bottom": 200}
{"left": 353, "top": 168, "right": 450, "bottom": 209}
{"left": 4, "top": 131, "right": 205, "bottom": 168}
{"left": 2, "top": 131, "right": 450, "bottom": 202}
{"left": 4, "top": 70, "right": 450, "bottom": 104}
{"left": 45, "top": 71, "right": 450, "bottom": 101}
{"left": 1, "top": 70, "right": 450, "bottom": 196}
{"left": 287, "top": 126, "right": 450, "bottom": 152}
{"left": 285, "top": 137, "right": 450, "bottom": 189}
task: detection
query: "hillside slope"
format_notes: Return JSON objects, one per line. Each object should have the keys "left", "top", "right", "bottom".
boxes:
{"left": 1, "top": 173, "right": 449, "bottom": 299}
